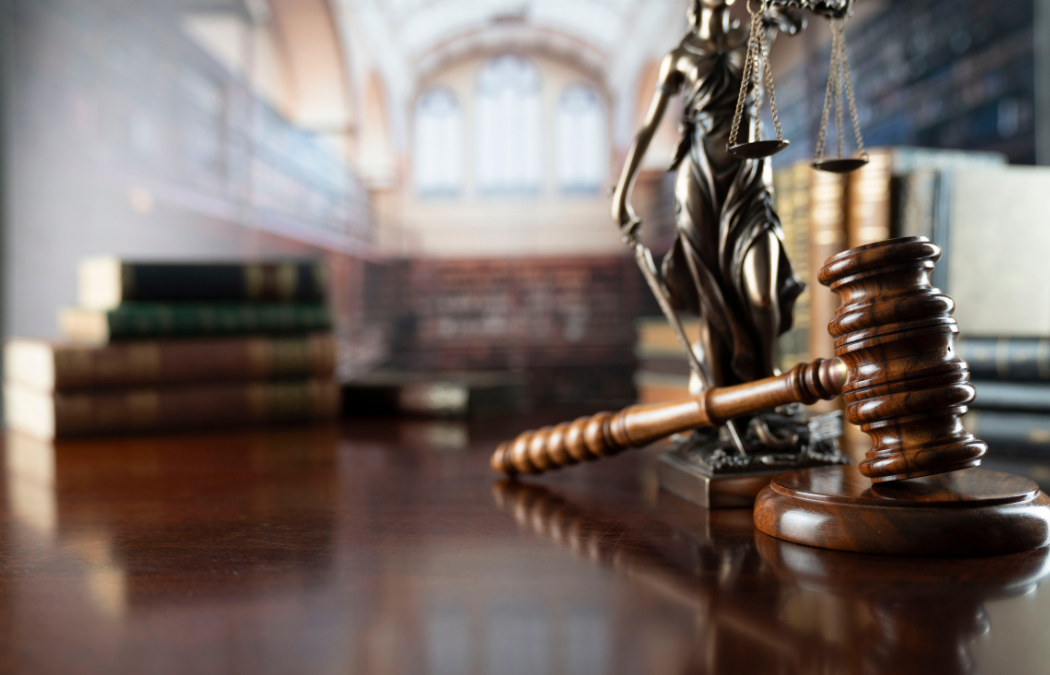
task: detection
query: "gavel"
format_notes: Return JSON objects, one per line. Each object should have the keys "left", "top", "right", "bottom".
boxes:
{"left": 491, "top": 237, "right": 987, "bottom": 484}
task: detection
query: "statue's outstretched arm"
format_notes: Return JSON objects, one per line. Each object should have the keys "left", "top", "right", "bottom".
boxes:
{"left": 612, "top": 53, "right": 681, "bottom": 241}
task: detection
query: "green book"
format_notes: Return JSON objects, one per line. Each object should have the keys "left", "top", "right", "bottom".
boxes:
{"left": 78, "top": 259, "right": 328, "bottom": 308}
{"left": 59, "top": 303, "right": 332, "bottom": 344}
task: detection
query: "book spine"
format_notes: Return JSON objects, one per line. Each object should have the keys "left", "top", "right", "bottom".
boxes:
{"left": 971, "top": 380, "right": 1050, "bottom": 413}
{"left": 808, "top": 170, "right": 848, "bottom": 412}
{"left": 774, "top": 161, "right": 811, "bottom": 371}
{"left": 897, "top": 170, "right": 938, "bottom": 241}
{"left": 789, "top": 162, "right": 811, "bottom": 366}
{"left": 958, "top": 338, "right": 1050, "bottom": 382}
{"left": 846, "top": 150, "right": 893, "bottom": 249}
{"left": 49, "top": 379, "right": 339, "bottom": 437}
{"left": 122, "top": 262, "right": 327, "bottom": 302}
{"left": 49, "top": 334, "right": 336, "bottom": 390}
{"left": 106, "top": 304, "right": 332, "bottom": 340}
{"left": 963, "top": 410, "right": 1050, "bottom": 456}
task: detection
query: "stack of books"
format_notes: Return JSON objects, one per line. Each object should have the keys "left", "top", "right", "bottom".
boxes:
{"left": 771, "top": 148, "right": 1050, "bottom": 461}
{"left": 5, "top": 259, "right": 339, "bottom": 439}
{"left": 772, "top": 146, "right": 1008, "bottom": 375}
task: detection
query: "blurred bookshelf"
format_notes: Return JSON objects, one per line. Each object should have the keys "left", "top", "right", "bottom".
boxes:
{"left": 775, "top": 0, "right": 1037, "bottom": 168}
{"left": 10, "top": 0, "right": 373, "bottom": 250}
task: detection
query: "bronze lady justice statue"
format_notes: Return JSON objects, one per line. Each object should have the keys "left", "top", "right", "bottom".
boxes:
{"left": 612, "top": 0, "right": 853, "bottom": 466}
{"left": 613, "top": 0, "right": 852, "bottom": 390}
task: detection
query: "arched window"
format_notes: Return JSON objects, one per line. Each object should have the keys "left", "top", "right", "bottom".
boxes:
{"left": 475, "top": 55, "right": 542, "bottom": 195}
{"left": 556, "top": 85, "right": 607, "bottom": 193}
{"left": 414, "top": 88, "right": 464, "bottom": 196}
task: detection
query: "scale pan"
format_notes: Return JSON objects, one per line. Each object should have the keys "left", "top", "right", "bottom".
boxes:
{"left": 813, "top": 157, "right": 869, "bottom": 174}
{"left": 728, "top": 140, "right": 789, "bottom": 160}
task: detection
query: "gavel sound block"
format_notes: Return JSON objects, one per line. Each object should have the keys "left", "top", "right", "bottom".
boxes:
{"left": 492, "top": 237, "right": 1050, "bottom": 556}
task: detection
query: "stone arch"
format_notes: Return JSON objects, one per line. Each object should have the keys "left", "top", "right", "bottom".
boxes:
{"left": 358, "top": 71, "right": 397, "bottom": 187}
{"left": 268, "top": 0, "right": 356, "bottom": 157}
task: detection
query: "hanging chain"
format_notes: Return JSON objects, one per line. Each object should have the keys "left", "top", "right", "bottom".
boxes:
{"left": 727, "top": 24, "right": 751, "bottom": 147}
{"left": 729, "top": 2, "right": 766, "bottom": 148}
{"left": 748, "top": 14, "right": 764, "bottom": 139}
{"left": 814, "top": 17, "right": 866, "bottom": 164}
{"left": 813, "top": 22, "right": 839, "bottom": 161}
{"left": 840, "top": 23, "right": 867, "bottom": 159}
{"left": 761, "top": 16, "right": 784, "bottom": 143}
{"left": 834, "top": 23, "right": 845, "bottom": 160}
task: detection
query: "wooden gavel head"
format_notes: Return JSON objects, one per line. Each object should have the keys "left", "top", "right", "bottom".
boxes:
{"left": 820, "top": 236, "right": 987, "bottom": 483}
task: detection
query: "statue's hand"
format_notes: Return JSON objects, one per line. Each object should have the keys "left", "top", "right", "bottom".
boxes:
{"left": 764, "top": 7, "right": 806, "bottom": 34}
{"left": 779, "top": 0, "right": 852, "bottom": 19}
{"left": 612, "top": 199, "right": 641, "bottom": 244}
{"left": 620, "top": 215, "right": 642, "bottom": 246}
{"left": 817, "top": 0, "right": 853, "bottom": 19}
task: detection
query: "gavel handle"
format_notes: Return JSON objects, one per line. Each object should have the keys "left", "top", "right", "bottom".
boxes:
{"left": 491, "top": 358, "right": 848, "bottom": 476}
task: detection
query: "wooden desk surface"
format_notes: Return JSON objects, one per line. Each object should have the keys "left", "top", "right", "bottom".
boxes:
{"left": 1, "top": 415, "right": 1048, "bottom": 674}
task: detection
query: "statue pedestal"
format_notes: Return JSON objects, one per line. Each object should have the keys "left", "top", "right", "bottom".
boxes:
{"left": 656, "top": 409, "right": 846, "bottom": 509}
{"left": 754, "top": 464, "right": 1050, "bottom": 556}
{"left": 656, "top": 453, "right": 787, "bottom": 509}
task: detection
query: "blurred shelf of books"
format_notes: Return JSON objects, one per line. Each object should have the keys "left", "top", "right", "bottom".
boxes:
{"left": 356, "top": 257, "right": 642, "bottom": 415}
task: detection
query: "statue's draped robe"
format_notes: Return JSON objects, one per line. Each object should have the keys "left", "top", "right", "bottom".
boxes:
{"left": 661, "top": 37, "right": 804, "bottom": 386}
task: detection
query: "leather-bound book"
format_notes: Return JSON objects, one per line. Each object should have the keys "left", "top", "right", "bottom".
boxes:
{"left": 935, "top": 166, "right": 1050, "bottom": 336}
{"left": 970, "top": 382, "right": 1050, "bottom": 414}
{"left": 898, "top": 165, "right": 1050, "bottom": 334}
{"left": 963, "top": 410, "right": 1050, "bottom": 458}
{"left": 4, "top": 334, "right": 335, "bottom": 391}
{"left": 957, "top": 337, "right": 1050, "bottom": 383}
{"left": 78, "top": 259, "right": 328, "bottom": 308}
{"left": 4, "top": 379, "right": 340, "bottom": 439}
{"left": 59, "top": 303, "right": 332, "bottom": 344}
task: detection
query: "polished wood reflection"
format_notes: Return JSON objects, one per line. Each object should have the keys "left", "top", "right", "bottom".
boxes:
{"left": 1, "top": 416, "right": 1049, "bottom": 674}
{"left": 496, "top": 478, "right": 1050, "bottom": 675}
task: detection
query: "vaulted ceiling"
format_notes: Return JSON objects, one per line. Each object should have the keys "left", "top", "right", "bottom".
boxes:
{"left": 356, "top": 0, "right": 650, "bottom": 59}
{"left": 333, "top": 0, "right": 689, "bottom": 152}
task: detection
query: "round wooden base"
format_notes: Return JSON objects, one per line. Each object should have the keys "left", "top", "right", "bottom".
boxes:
{"left": 754, "top": 465, "right": 1050, "bottom": 557}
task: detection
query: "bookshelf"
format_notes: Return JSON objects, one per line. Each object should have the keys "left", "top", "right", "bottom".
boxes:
{"left": 9, "top": 0, "right": 373, "bottom": 249}
{"left": 774, "top": 0, "right": 1037, "bottom": 168}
